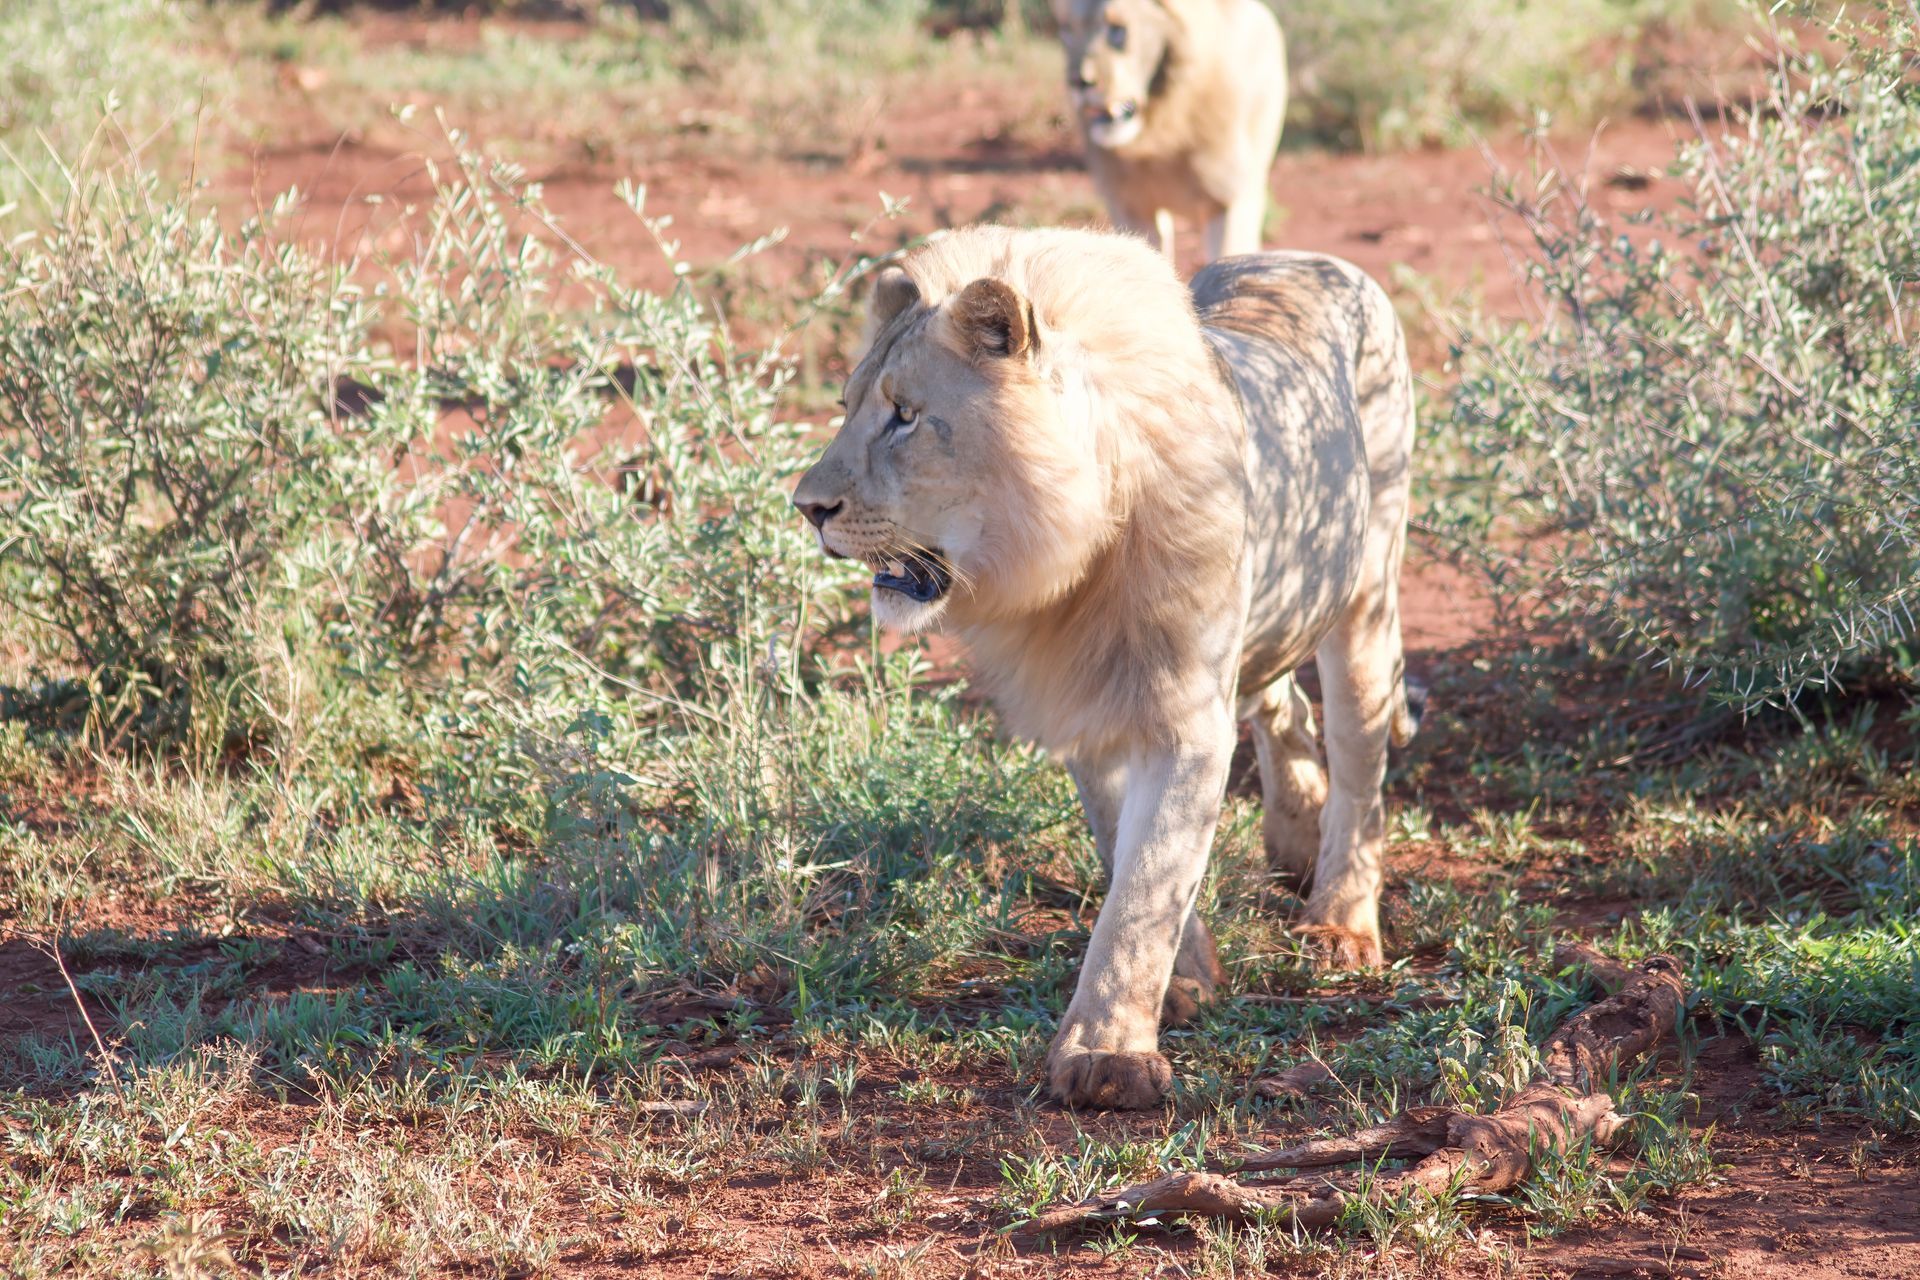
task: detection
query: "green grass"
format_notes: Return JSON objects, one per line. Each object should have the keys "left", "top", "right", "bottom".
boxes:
{"left": 202, "top": 2, "right": 1062, "bottom": 170}
{"left": 18, "top": 604, "right": 1913, "bottom": 1274}
{"left": 0, "top": 0, "right": 232, "bottom": 214}
{"left": 0, "top": 0, "right": 226, "bottom": 210}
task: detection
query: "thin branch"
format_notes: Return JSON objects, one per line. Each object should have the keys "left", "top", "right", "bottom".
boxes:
{"left": 12, "top": 928, "right": 123, "bottom": 1100}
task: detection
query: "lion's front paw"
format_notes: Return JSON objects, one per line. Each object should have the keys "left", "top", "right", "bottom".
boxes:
{"left": 1294, "top": 923, "right": 1384, "bottom": 971}
{"left": 1046, "top": 1047, "right": 1173, "bottom": 1110}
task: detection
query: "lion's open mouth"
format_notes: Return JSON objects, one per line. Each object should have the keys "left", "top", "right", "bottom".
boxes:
{"left": 1085, "top": 99, "right": 1138, "bottom": 127}
{"left": 868, "top": 551, "right": 952, "bottom": 604}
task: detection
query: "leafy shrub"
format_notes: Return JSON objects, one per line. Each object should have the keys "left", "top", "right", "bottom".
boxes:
{"left": 1438, "top": 2, "right": 1920, "bottom": 710}
{"left": 0, "top": 141, "right": 854, "bottom": 746}
{"left": 0, "top": 182, "right": 393, "bottom": 743}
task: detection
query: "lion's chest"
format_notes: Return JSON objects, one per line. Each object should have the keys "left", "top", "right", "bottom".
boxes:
{"left": 1206, "top": 328, "right": 1372, "bottom": 693}
{"left": 1089, "top": 145, "right": 1236, "bottom": 220}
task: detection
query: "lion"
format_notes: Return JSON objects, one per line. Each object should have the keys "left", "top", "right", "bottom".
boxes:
{"left": 791, "top": 226, "right": 1418, "bottom": 1110}
{"left": 1053, "top": 0, "right": 1287, "bottom": 263}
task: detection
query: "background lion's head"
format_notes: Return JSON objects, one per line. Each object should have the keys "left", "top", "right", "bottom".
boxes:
{"left": 1054, "top": 0, "right": 1182, "bottom": 148}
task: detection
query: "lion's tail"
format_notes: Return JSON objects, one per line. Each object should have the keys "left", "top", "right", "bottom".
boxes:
{"left": 1390, "top": 675, "right": 1428, "bottom": 749}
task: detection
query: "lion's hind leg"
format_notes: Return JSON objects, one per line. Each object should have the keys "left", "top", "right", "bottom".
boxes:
{"left": 1302, "top": 590, "right": 1398, "bottom": 970}
{"left": 1303, "top": 447, "right": 1410, "bottom": 970}
{"left": 1290, "top": 257, "right": 1419, "bottom": 970}
{"left": 1164, "top": 910, "right": 1224, "bottom": 1027}
{"left": 1249, "top": 672, "right": 1327, "bottom": 883}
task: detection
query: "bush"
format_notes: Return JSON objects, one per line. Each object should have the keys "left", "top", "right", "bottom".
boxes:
{"left": 0, "top": 142, "right": 861, "bottom": 749}
{"left": 1437, "top": 1, "right": 1920, "bottom": 710}
{"left": 0, "top": 181, "right": 393, "bottom": 743}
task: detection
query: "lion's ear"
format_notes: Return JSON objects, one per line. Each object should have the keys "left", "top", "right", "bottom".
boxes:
{"left": 867, "top": 266, "right": 921, "bottom": 331}
{"left": 950, "top": 277, "right": 1035, "bottom": 362}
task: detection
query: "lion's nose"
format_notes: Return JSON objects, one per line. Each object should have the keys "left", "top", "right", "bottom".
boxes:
{"left": 795, "top": 498, "right": 843, "bottom": 530}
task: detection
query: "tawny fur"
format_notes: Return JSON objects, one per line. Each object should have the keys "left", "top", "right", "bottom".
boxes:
{"left": 876, "top": 228, "right": 1247, "bottom": 755}
{"left": 793, "top": 227, "right": 1417, "bottom": 1109}
{"left": 1054, "top": 0, "right": 1287, "bottom": 262}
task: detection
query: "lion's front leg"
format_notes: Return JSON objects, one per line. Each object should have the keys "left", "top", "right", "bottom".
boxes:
{"left": 1049, "top": 728, "right": 1233, "bottom": 1109}
{"left": 1203, "top": 188, "right": 1266, "bottom": 261}
{"left": 1071, "top": 756, "right": 1225, "bottom": 1030}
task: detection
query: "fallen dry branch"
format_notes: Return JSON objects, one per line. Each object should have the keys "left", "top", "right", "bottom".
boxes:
{"left": 8, "top": 929, "right": 123, "bottom": 1100}
{"left": 1252, "top": 1059, "right": 1338, "bottom": 1100}
{"left": 1019, "top": 943, "right": 1686, "bottom": 1236}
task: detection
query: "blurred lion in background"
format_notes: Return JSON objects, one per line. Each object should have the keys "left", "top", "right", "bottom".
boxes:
{"left": 1053, "top": 0, "right": 1287, "bottom": 263}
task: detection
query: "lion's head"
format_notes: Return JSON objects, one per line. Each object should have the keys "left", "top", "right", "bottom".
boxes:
{"left": 1053, "top": 0, "right": 1182, "bottom": 149}
{"left": 791, "top": 226, "right": 1224, "bottom": 645}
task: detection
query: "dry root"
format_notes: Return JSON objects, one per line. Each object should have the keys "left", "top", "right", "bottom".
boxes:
{"left": 1019, "top": 943, "right": 1687, "bottom": 1236}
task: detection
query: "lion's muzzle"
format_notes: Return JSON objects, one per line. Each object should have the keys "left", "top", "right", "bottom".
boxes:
{"left": 1080, "top": 97, "right": 1142, "bottom": 148}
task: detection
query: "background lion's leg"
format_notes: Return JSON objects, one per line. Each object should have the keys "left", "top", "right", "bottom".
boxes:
{"left": 1072, "top": 756, "right": 1222, "bottom": 1028}
{"left": 1104, "top": 204, "right": 1172, "bottom": 259}
{"left": 1251, "top": 672, "right": 1327, "bottom": 881}
{"left": 1204, "top": 191, "right": 1266, "bottom": 260}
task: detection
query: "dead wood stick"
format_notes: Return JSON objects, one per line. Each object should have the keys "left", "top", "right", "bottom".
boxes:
{"left": 1237, "top": 991, "right": 1458, "bottom": 1013}
{"left": 1543, "top": 950, "right": 1686, "bottom": 1091}
{"left": 1020, "top": 1170, "right": 1350, "bottom": 1235}
{"left": 12, "top": 930, "right": 123, "bottom": 1100}
{"left": 1229, "top": 1108, "right": 1454, "bottom": 1172}
{"left": 1019, "top": 946, "right": 1685, "bottom": 1236}
{"left": 1553, "top": 940, "right": 1640, "bottom": 994}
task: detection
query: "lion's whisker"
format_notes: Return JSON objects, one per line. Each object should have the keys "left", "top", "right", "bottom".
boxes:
{"left": 895, "top": 536, "right": 976, "bottom": 594}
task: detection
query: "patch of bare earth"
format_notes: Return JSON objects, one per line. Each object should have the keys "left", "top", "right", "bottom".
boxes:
{"left": 219, "top": 17, "right": 1698, "bottom": 340}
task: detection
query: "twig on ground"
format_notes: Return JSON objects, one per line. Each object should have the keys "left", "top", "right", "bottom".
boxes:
{"left": 1253, "top": 1059, "right": 1338, "bottom": 1100}
{"left": 1018, "top": 943, "right": 1686, "bottom": 1236}
{"left": 1237, "top": 990, "right": 1458, "bottom": 1012}
{"left": 11, "top": 928, "right": 124, "bottom": 1100}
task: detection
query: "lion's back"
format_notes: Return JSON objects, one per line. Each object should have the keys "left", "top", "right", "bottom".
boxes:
{"left": 1194, "top": 252, "right": 1413, "bottom": 689}
{"left": 1193, "top": 250, "right": 1411, "bottom": 479}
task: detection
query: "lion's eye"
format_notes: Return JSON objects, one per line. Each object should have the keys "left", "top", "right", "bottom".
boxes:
{"left": 1106, "top": 22, "right": 1126, "bottom": 49}
{"left": 890, "top": 404, "right": 918, "bottom": 430}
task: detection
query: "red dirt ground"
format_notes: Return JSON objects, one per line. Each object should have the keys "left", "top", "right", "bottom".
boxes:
{"left": 221, "top": 25, "right": 1696, "bottom": 342}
